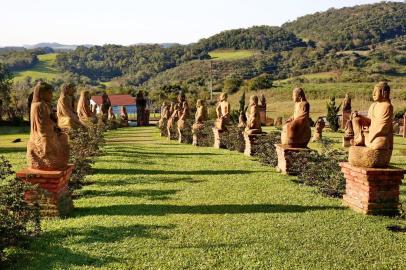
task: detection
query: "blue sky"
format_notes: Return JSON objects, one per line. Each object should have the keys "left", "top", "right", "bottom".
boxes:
{"left": 0, "top": 0, "right": 402, "bottom": 46}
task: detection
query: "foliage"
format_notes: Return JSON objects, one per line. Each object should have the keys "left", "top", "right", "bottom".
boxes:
{"left": 0, "top": 63, "right": 13, "bottom": 117}
{"left": 252, "top": 132, "right": 281, "bottom": 166}
{"left": 223, "top": 74, "right": 243, "bottom": 94}
{"left": 239, "top": 91, "right": 246, "bottom": 113}
{"left": 0, "top": 156, "right": 41, "bottom": 267}
{"left": 0, "top": 50, "right": 39, "bottom": 71}
{"left": 283, "top": 2, "right": 406, "bottom": 50}
{"left": 326, "top": 97, "right": 341, "bottom": 132}
{"left": 247, "top": 73, "right": 273, "bottom": 91}
{"left": 295, "top": 138, "right": 348, "bottom": 197}
{"left": 68, "top": 121, "right": 106, "bottom": 190}
{"left": 223, "top": 125, "right": 245, "bottom": 152}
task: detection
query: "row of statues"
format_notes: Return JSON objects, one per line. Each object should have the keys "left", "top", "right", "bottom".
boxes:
{"left": 27, "top": 82, "right": 132, "bottom": 171}
{"left": 159, "top": 82, "right": 395, "bottom": 168}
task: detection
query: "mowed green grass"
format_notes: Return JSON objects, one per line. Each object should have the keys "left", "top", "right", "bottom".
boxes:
{"left": 13, "top": 53, "right": 59, "bottom": 81}
{"left": 209, "top": 49, "right": 259, "bottom": 61}
{"left": 1, "top": 126, "right": 406, "bottom": 269}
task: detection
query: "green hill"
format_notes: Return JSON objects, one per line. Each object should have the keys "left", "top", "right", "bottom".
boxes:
{"left": 282, "top": 1, "right": 406, "bottom": 50}
{"left": 13, "top": 53, "right": 59, "bottom": 81}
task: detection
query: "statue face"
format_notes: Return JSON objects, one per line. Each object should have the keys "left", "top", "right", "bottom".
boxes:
{"left": 292, "top": 91, "right": 299, "bottom": 102}
{"left": 372, "top": 86, "right": 381, "bottom": 102}
{"left": 41, "top": 90, "right": 53, "bottom": 102}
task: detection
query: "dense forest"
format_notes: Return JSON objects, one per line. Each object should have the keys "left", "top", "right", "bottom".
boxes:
{"left": 282, "top": 1, "right": 406, "bottom": 50}
{"left": 0, "top": 48, "right": 53, "bottom": 71}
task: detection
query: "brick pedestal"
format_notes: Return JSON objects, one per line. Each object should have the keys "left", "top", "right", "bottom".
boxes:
{"left": 17, "top": 165, "right": 75, "bottom": 217}
{"left": 212, "top": 128, "right": 227, "bottom": 149}
{"left": 192, "top": 132, "right": 207, "bottom": 146}
{"left": 275, "top": 144, "right": 313, "bottom": 175}
{"left": 244, "top": 132, "right": 266, "bottom": 156}
{"left": 340, "top": 162, "right": 405, "bottom": 216}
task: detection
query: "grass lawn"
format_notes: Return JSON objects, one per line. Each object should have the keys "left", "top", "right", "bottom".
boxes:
{"left": 209, "top": 49, "right": 259, "bottom": 61}
{"left": 13, "top": 53, "right": 59, "bottom": 82}
{"left": 1, "top": 126, "right": 406, "bottom": 269}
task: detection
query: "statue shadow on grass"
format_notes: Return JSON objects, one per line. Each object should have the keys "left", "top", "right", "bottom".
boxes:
{"left": 75, "top": 203, "right": 344, "bottom": 217}
{"left": 0, "top": 146, "right": 26, "bottom": 154}
{"left": 94, "top": 177, "right": 206, "bottom": 187}
{"left": 93, "top": 168, "right": 257, "bottom": 176}
{"left": 17, "top": 224, "right": 174, "bottom": 269}
{"left": 74, "top": 188, "right": 180, "bottom": 200}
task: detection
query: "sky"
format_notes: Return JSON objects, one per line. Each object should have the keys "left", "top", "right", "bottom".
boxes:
{"left": 0, "top": 0, "right": 402, "bottom": 46}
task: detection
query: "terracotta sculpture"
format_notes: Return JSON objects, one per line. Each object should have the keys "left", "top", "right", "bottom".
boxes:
{"left": 259, "top": 94, "right": 267, "bottom": 125}
{"left": 57, "top": 83, "right": 82, "bottom": 130}
{"left": 120, "top": 106, "right": 129, "bottom": 127}
{"left": 77, "top": 90, "right": 94, "bottom": 125}
{"left": 349, "top": 82, "right": 393, "bottom": 167}
{"left": 27, "top": 82, "right": 69, "bottom": 170}
{"left": 312, "top": 118, "right": 326, "bottom": 142}
{"left": 342, "top": 93, "right": 352, "bottom": 128}
{"left": 245, "top": 95, "right": 262, "bottom": 135}
{"left": 281, "top": 88, "right": 311, "bottom": 148}
{"left": 238, "top": 112, "right": 247, "bottom": 128}
{"left": 403, "top": 113, "right": 406, "bottom": 138}
{"left": 167, "top": 104, "right": 180, "bottom": 138}
{"left": 136, "top": 91, "right": 147, "bottom": 126}
{"left": 177, "top": 92, "right": 190, "bottom": 130}
{"left": 108, "top": 107, "right": 116, "bottom": 120}
{"left": 215, "top": 93, "right": 231, "bottom": 131}
{"left": 192, "top": 99, "right": 208, "bottom": 131}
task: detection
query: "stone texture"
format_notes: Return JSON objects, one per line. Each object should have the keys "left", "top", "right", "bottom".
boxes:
{"left": 17, "top": 165, "right": 75, "bottom": 217}
{"left": 213, "top": 128, "right": 227, "bottom": 149}
{"left": 348, "top": 146, "right": 392, "bottom": 168}
{"left": 244, "top": 132, "right": 266, "bottom": 156}
{"left": 340, "top": 162, "right": 405, "bottom": 216}
{"left": 275, "top": 144, "right": 313, "bottom": 175}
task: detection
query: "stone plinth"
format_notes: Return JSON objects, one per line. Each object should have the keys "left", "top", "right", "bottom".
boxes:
{"left": 275, "top": 144, "right": 313, "bottom": 175}
{"left": 340, "top": 162, "right": 405, "bottom": 216}
{"left": 167, "top": 127, "right": 177, "bottom": 140}
{"left": 342, "top": 136, "right": 352, "bottom": 147}
{"left": 244, "top": 132, "right": 266, "bottom": 156}
{"left": 17, "top": 165, "right": 75, "bottom": 217}
{"left": 192, "top": 131, "right": 207, "bottom": 146}
{"left": 259, "top": 108, "right": 266, "bottom": 126}
{"left": 212, "top": 128, "right": 227, "bottom": 149}
{"left": 341, "top": 111, "right": 351, "bottom": 129}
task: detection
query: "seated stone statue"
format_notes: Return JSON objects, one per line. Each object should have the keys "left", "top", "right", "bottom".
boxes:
{"left": 312, "top": 117, "right": 325, "bottom": 142}
{"left": 120, "top": 106, "right": 129, "bottom": 127}
{"left": 177, "top": 92, "right": 190, "bottom": 130}
{"left": 281, "top": 88, "right": 311, "bottom": 148}
{"left": 27, "top": 82, "right": 69, "bottom": 170}
{"left": 192, "top": 99, "right": 208, "bottom": 132}
{"left": 349, "top": 82, "right": 393, "bottom": 167}
{"left": 215, "top": 93, "right": 231, "bottom": 131}
{"left": 77, "top": 90, "right": 95, "bottom": 125}
{"left": 245, "top": 95, "right": 262, "bottom": 135}
{"left": 57, "top": 83, "right": 82, "bottom": 130}
{"left": 167, "top": 104, "right": 180, "bottom": 132}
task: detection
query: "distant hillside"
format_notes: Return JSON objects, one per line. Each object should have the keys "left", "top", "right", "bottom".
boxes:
{"left": 23, "top": 42, "right": 94, "bottom": 50}
{"left": 283, "top": 1, "right": 406, "bottom": 50}
{"left": 193, "top": 26, "right": 306, "bottom": 52}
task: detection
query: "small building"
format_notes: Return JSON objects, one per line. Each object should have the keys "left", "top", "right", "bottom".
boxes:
{"left": 90, "top": 94, "right": 136, "bottom": 119}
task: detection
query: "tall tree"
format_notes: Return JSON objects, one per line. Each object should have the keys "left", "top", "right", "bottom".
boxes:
{"left": 0, "top": 63, "right": 13, "bottom": 120}
{"left": 326, "top": 97, "right": 341, "bottom": 132}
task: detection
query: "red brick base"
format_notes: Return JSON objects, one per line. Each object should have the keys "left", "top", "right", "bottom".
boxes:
{"left": 17, "top": 165, "right": 75, "bottom": 217}
{"left": 340, "top": 162, "right": 405, "bottom": 216}
{"left": 275, "top": 144, "right": 313, "bottom": 175}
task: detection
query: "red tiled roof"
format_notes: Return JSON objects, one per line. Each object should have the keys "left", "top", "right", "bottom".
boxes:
{"left": 91, "top": 94, "right": 136, "bottom": 106}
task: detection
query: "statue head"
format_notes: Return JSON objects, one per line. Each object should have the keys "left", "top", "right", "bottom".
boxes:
{"left": 178, "top": 91, "right": 186, "bottom": 103}
{"left": 80, "top": 90, "right": 90, "bottom": 100}
{"left": 249, "top": 95, "right": 259, "bottom": 106}
{"left": 61, "top": 83, "right": 76, "bottom": 97}
{"left": 292, "top": 87, "right": 306, "bottom": 102}
{"left": 33, "top": 82, "right": 53, "bottom": 103}
{"left": 121, "top": 106, "right": 127, "bottom": 113}
{"left": 220, "top": 93, "right": 228, "bottom": 102}
{"left": 373, "top": 82, "right": 390, "bottom": 102}
{"left": 196, "top": 99, "right": 205, "bottom": 108}
{"left": 260, "top": 94, "right": 266, "bottom": 104}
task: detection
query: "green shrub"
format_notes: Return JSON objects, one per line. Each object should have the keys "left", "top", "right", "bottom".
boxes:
{"left": 326, "top": 97, "right": 341, "bottom": 132}
{"left": 247, "top": 73, "right": 273, "bottom": 91}
{"left": 223, "top": 74, "right": 243, "bottom": 94}
{"left": 295, "top": 139, "right": 347, "bottom": 197}
{"left": 252, "top": 132, "right": 281, "bottom": 166}
{"left": 223, "top": 125, "right": 245, "bottom": 152}
{"left": 0, "top": 156, "right": 41, "bottom": 267}
{"left": 68, "top": 121, "right": 106, "bottom": 191}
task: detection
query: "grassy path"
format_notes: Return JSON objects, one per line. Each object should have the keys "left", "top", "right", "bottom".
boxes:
{"left": 6, "top": 127, "right": 406, "bottom": 269}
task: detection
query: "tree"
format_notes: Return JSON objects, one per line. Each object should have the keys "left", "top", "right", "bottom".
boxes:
{"left": 223, "top": 74, "right": 242, "bottom": 94}
{"left": 248, "top": 73, "right": 273, "bottom": 91}
{"left": 0, "top": 64, "right": 13, "bottom": 120}
{"left": 239, "top": 91, "right": 246, "bottom": 113}
{"left": 326, "top": 97, "right": 341, "bottom": 132}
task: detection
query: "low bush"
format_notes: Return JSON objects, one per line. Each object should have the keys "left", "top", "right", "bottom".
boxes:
{"left": 196, "top": 120, "right": 215, "bottom": 147}
{"left": 68, "top": 121, "right": 106, "bottom": 191}
{"left": 223, "top": 125, "right": 245, "bottom": 152}
{"left": 252, "top": 132, "right": 281, "bottom": 166}
{"left": 0, "top": 156, "right": 41, "bottom": 267}
{"left": 295, "top": 138, "right": 347, "bottom": 197}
